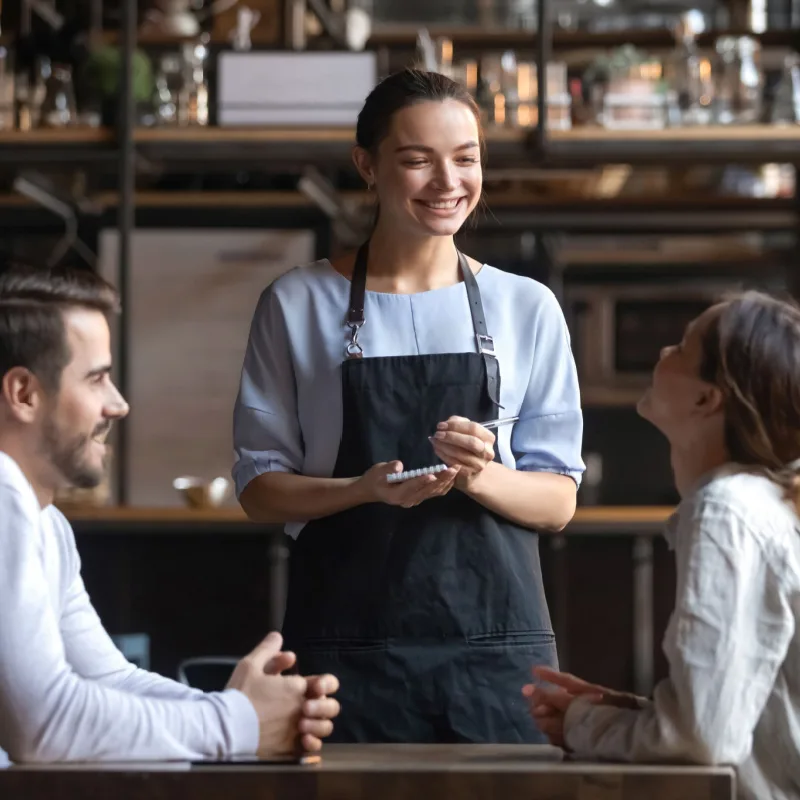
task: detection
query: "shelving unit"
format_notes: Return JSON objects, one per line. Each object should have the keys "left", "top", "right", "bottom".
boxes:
{"left": 2, "top": 1, "right": 799, "bottom": 503}
{"left": 3, "top": 3, "right": 795, "bottom": 692}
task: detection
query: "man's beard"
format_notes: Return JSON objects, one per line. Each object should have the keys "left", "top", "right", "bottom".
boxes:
{"left": 41, "top": 418, "right": 110, "bottom": 490}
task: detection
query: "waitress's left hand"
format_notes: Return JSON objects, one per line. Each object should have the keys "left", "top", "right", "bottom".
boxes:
{"left": 430, "top": 416, "right": 495, "bottom": 491}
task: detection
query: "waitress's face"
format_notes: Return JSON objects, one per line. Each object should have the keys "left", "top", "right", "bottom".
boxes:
{"left": 356, "top": 99, "right": 483, "bottom": 237}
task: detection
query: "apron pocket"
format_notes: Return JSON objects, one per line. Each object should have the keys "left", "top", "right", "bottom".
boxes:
{"left": 465, "top": 630, "right": 555, "bottom": 649}
{"left": 297, "top": 637, "right": 389, "bottom": 653}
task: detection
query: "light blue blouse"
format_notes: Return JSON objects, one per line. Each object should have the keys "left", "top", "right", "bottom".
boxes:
{"left": 233, "top": 259, "right": 585, "bottom": 538}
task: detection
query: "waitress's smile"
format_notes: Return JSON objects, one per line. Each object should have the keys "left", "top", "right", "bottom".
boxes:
{"left": 415, "top": 196, "right": 468, "bottom": 217}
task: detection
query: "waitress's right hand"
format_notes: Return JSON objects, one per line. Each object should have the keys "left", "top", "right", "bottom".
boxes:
{"left": 357, "top": 461, "right": 460, "bottom": 508}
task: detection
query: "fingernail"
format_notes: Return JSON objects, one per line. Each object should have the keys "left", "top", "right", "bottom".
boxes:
{"left": 433, "top": 431, "right": 446, "bottom": 439}
{"left": 436, "top": 422, "right": 447, "bottom": 430}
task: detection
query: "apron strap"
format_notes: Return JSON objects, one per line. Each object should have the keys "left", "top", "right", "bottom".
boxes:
{"left": 458, "top": 251, "right": 502, "bottom": 409}
{"left": 345, "top": 243, "right": 502, "bottom": 408}
{"left": 344, "top": 242, "right": 369, "bottom": 358}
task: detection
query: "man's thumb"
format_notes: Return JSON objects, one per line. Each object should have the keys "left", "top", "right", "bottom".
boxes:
{"left": 246, "top": 631, "right": 284, "bottom": 668}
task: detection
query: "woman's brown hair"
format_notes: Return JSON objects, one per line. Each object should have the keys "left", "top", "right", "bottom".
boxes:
{"left": 699, "top": 290, "right": 800, "bottom": 512}
{"left": 356, "top": 68, "right": 485, "bottom": 160}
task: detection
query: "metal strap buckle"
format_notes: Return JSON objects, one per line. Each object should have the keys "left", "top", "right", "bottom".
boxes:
{"left": 346, "top": 321, "right": 364, "bottom": 358}
{"left": 476, "top": 333, "right": 496, "bottom": 357}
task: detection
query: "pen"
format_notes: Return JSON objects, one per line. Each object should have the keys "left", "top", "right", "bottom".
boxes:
{"left": 481, "top": 415, "right": 519, "bottom": 430}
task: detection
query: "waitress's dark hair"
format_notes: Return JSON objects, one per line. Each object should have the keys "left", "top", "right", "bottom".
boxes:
{"left": 699, "top": 290, "right": 800, "bottom": 513}
{"left": 355, "top": 68, "right": 485, "bottom": 162}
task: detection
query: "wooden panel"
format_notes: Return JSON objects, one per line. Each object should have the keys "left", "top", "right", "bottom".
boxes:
{"left": 98, "top": 228, "right": 315, "bottom": 506}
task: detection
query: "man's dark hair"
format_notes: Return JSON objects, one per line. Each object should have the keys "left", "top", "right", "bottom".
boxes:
{"left": 0, "top": 265, "right": 119, "bottom": 393}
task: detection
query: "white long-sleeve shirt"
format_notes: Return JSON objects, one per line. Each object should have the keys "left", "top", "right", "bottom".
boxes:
{"left": 0, "top": 451, "right": 258, "bottom": 764}
{"left": 564, "top": 464, "right": 800, "bottom": 800}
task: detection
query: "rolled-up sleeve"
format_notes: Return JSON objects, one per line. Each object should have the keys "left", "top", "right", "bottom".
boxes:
{"left": 232, "top": 286, "right": 304, "bottom": 498}
{"left": 512, "top": 289, "right": 584, "bottom": 486}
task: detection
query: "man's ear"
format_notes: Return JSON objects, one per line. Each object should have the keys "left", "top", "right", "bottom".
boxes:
{"left": 352, "top": 145, "right": 375, "bottom": 188}
{"left": 695, "top": 383, "right": 724, "bottom": 417}
{"left": 2, "top": 367, "right": 43, "bottom": 424}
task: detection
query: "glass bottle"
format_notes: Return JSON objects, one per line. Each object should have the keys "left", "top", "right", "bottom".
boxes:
{"left": 40, "top": 64, "right": 77, "bottom": 128}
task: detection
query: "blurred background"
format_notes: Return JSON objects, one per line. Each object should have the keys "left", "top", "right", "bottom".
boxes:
{"left": 0, "top": 0, "right": 796, "bottom": 695}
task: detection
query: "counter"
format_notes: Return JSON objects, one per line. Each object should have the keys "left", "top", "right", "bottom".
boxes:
{"left": 0, "top": 744, "right": 735, "bottom": 800}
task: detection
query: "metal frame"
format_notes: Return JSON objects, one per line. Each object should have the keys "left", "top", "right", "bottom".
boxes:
{"left": 116, "top": 0, "right": 136, "bottom": 505}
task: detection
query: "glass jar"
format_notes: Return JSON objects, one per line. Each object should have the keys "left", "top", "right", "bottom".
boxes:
{"left": 714, "top": 36, "right": 762, "bottom": 125}
{"left": 40, "top": 64, "right": 77, "bottom": 127}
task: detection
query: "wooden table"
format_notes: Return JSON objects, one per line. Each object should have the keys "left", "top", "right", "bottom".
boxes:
{"left": 0, "top": 744, "right": 736, "bottom": 800}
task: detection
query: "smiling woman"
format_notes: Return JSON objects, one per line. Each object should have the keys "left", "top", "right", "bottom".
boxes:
{"left": 233, "top": 69, "right": 585, "bottom": 745}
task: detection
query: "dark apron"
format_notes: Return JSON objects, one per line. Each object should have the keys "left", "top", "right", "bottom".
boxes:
{"left": 282, "top": 242, "right": 558, "bottom": 743}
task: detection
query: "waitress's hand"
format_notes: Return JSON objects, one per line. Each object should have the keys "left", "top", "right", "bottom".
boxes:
{"left": 429, "top": 416, "right": 495, "bottom": 491}
{"left": 356, "top": 461, "right": 460, "bottom": 508}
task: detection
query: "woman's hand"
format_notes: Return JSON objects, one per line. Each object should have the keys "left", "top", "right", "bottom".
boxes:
{"left": 523, "top": 679, "right": 576, "bottom": 749}
{"left": 429, "top": 416, "right": 495, "bottom": 491}
{"left": 522, "top": 666, "right": 643, "bottom": 749}
{"left": 356, "top": 461, "right": 460, "bottom": 508}
{"left": 530, "top": 666, "right": 644, "bottom": 709}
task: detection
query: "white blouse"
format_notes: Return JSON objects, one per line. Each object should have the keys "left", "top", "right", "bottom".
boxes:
{"left": 233, "top": 260, "right": 585, "bottom": 538}
{"left": 564, "top": 464, "right": 800, "bottom": 800}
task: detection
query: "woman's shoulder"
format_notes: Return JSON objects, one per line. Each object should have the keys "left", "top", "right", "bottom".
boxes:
{"left": 478, "top": 264, "right": 565, "bottom": 321}
{"left": 256, "top": 259, "right": 346, "bottom": 309}
{"left": 681, "top": 466, "right": 800, "bottom": 553}
{"left": 268, "top": 259, "right": 340, "bottom": 293}
{"left": 695, "top": 466, "right": 788, "bottom": 511}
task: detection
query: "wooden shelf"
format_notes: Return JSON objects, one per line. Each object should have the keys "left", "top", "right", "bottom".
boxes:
{"left": 368, "top": 24, "right": 797, "bottom": 51}
{"left": 0, "top": 127, "right": 117, "bottom": 166}
{"left": 130, "top": 124, "right": 800, "bottom": 166}
{"left": 92, "top": 24, "right": 797, "bottom": 51}
{"left": 0, "top": 124, "right": 793, "bottom": 144}
{"left": 2, "top": 125, "right": 800, "bottom": 166}
{"left": 0, "top": 128, "right": 113, "bottom": 144}
{"left": 553, "top": 125, "right": 800, "bottom": 141}
{"left": 1, "top": 189, "right": 792, "bottom": 235}
{"left": 133, "top": 126, "right": 354, "bottom": 144}
{"left": 64, "top": 504, "right": 675, "bottom": 533}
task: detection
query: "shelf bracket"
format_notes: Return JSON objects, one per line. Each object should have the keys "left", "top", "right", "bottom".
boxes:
{"left": 23, "top": 0, "right": 65, "bottom": 30}
{"left": 13, "top": 173, "right": 99, "bottom": 268}
{"left": 298, "top": 166, "right": 369, "bottom": 246}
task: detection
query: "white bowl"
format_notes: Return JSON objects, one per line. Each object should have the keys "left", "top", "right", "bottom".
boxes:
{"left": 173, "top": 476, "right": 231, "bottom": 508}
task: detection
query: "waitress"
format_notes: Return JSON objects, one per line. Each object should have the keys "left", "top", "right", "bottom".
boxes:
{"left": 233, "top": 68, "right": 585, "bottom": 744}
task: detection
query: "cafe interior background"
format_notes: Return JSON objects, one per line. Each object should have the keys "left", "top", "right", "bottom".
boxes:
{"left": 0, "top": 0, "right": 796, "bottom": 698}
